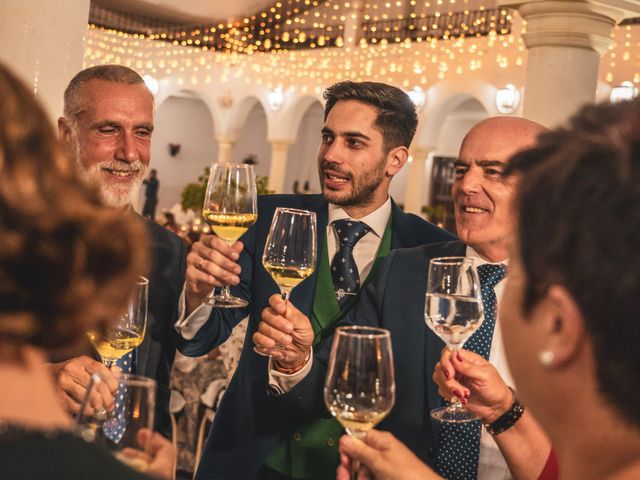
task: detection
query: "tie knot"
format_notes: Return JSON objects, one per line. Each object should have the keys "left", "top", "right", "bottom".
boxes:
{"left": 478, "top": 263, "right": 507, "bottom": 289}
{"left": 333, "top": 219, "right": 370, "bottom": 248}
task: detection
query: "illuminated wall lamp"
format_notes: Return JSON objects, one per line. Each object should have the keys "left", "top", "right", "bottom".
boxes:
{"left": 610, "top": 81, "right": 638, "bottom": 103}
{"left": 267, "top": 87, "right": 285, "bottom": 111}
{"left": 143, "top": 74, "right": 159, "bottom": 95}
{"left": 407, "top": 86, "right": 426, "bottom": 112}
{"left": 495, "top": 84, "right": 520, "bottom": 114}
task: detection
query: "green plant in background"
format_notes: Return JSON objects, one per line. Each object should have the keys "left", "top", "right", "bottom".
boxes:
{"left": 181, "top": 166, "right": 274, "bottom": 213}
{"left": 422, "top": 204, "right": 448, "bottom": 224}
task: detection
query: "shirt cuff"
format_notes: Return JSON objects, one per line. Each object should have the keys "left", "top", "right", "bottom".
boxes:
{"left": 174, "top": 285, "right": 214, "bottom": 340}
{"left": 267, "top": 348, "right": 314, "bottom": 394}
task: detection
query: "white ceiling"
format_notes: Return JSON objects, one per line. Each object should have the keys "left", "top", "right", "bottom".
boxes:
{"left": 94, "top": 0, "right": 275, "bottom": 23}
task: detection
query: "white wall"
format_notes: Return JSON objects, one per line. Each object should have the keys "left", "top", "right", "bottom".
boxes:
{"left": 285, "top": 101, "right": 324, "bottom": 194}
{"left": 231, "top": 103, "right": 270, "bottom": 180}
{"left": 147, "top": 95, "right": 217, "bottom": 216}
{"left": 435, "top": 99, "right": 488, "bottom": 156}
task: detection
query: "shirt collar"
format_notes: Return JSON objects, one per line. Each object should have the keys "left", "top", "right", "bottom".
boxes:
{"left": 328, "top": 197, "right": 392, "bottom": 238}
{"left": 465, "top": 245, "right": 509, "bottom": 267}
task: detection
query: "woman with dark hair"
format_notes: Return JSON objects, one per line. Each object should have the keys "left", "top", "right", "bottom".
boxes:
{"left": 0, "top": 62, "right": 175, "bottom": 479}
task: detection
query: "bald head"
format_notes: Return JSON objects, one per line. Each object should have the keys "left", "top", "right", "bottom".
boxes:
{"left": 453, "top": 116, "right": 548, "bottom": 262}
{"left": 460, "top": 116, "right": 548, "bottom": 160}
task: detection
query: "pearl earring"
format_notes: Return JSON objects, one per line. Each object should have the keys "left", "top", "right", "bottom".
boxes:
{"left": 539, "top": 350, "right": 554, "bottom": 367}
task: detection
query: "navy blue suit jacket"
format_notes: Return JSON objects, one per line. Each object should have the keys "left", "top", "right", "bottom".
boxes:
{"left": 277, "top": 241, "right": 467, "bottom": 469}
{"left": 140, "top": 217, "right": 186, "bottom": 436}
{"left": 180, "top": 194, "right": 455, "bottom": 480}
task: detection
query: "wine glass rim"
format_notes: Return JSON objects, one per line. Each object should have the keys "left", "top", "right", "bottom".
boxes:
{"left": 336, "top": 325, "right": 390, "bottom": 338}
{"left": 275, "top": 207, "right": 316, "bottom": 216}
{"left": 213, "top": 162, "right": 254, "bottom": 170}
{"left": 430, "top": 256, "right": 477, "bottom": 266}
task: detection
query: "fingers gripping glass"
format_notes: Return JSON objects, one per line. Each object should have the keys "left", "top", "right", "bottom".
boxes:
{"left": 202, "top": 162, "right": 258, "bottom": 308}
{"left": 424, "top": 257, "right": 484, "bottom": 422}
{"left": 324, "top": 326, "right": 395, "bottom": 480}
{"left": 75, "top": 373, "right": 157, "bottom": 473}
{"left": 254, "top": 207, "right": 317, "bottom": 357}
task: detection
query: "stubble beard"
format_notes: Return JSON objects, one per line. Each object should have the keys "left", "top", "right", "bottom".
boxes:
{"left": 319, "top": 158, "right": 387, "bottom": 210}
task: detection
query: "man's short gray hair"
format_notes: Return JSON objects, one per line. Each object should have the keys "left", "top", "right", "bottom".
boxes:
{"left": 63, "top": 65, "right": 150, "bottom": 121}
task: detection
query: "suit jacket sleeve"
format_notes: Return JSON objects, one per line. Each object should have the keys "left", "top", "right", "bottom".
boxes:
{"left": 177, "top": 220, "right": 258, "bottom": 357}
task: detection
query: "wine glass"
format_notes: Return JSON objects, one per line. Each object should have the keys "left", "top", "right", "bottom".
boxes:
{"left": 324, "top": 326, "right": 395, "bottom": 478}
{"left": 88, "top": 276, "right": 149, "bottom": 368}
{"left": 75, "top": 373, "right": 157, "bottom": 473}
{"left": 202, "top": 162, "right": 258, "bottom": 308}
{"left": 424, "top": 256, "right": 484, "bottom": 422}
{"left": 254, "top": 207, "right": 317, "bottom": 357}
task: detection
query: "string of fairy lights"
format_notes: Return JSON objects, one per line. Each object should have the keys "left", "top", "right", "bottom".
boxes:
{"left": 84, "top": 0, "right": 640, "bottom": 93}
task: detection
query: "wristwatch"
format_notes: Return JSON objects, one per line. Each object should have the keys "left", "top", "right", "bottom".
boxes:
{"left": 484, "top": 388, "right": 525, "bottom": 436}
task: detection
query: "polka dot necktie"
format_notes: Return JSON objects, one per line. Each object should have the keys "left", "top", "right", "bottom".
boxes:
{"left": 103, "top": 351, "right": 133, "bottom": 443}
{"left": 330, "top": 219, "right": 370, "bottom": 307}
{"left": 435, "top": 263, "right": 507, "bottom": 480}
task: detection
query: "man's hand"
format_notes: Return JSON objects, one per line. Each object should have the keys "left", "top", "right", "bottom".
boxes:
{"left": 337, "top": 430, "right": 442, "bottom": 480}
{"left": 432, "top": 348, "right": 512, "bottom": 423}
{"left": 48, "top": 356, "right": 119, "bottom": 416}
{"left": 254, "top": 294, "right": 314, "bottom": 370}
{"left": 185, "top": 234, "right": 243, "bottom": 313}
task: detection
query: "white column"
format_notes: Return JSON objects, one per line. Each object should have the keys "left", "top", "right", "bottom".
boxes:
{"left": 216, "top": 138, "right": 235, "bottom": 165}
{"left": 344, "top": 0, "right": 365, "bottom": 48}
{"left": 268, "top": 140, "right": 291, "bottom": 193}
{"left": 0, "top": 0, "right": 90, "bottom": 120}
{"left": 403, "top": 146, "right": 433, "bottom": 216}
{"left": 499, "top": 0, "right": 640, "bottom": 127}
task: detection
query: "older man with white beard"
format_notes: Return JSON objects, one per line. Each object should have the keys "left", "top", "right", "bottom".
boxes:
{"left": 51, "top": 65, "right": 186, "bottom": 437}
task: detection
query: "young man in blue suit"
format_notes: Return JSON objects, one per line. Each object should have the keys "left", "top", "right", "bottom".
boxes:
{"left": 52, "top": 65, "right": 186, "bottom": 438}
{"left": 178, "top": 81, "right": 454, "bottom": 479}
{"left": 258, "top": 116, "right": 552, "bottom": 480}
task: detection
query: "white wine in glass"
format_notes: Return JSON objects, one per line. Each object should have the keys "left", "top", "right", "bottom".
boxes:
{"left": 254, "top": 208, "right": 317, "bottom": 357}
{"left": 424, "top": 256, "right": 484, "bottom": 422}
{"left": 202, "top": 162, "right": 258, "bottom": 308}
{"left": 88, "top": 276, "right": 149, "bottom": 368}
{"left": 324, "top": 326, "right": 395, "bottom": 478}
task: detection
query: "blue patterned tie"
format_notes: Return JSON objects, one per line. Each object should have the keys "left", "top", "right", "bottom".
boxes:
{"left": 330, "top": 219, "right": 370, "bottom": 307}
{"left": 435, "top": 263, "right": 507, "bottom": 480}
{"left": 103, "top": 351, "right": 133, "bottom": 443}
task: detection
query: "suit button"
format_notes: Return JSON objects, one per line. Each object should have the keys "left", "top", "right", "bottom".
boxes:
{"left": 327, "top": 438, "right": 335, "bottom": 447}
{"left": 293, "top": 432, "right": 302, "bottom": 441}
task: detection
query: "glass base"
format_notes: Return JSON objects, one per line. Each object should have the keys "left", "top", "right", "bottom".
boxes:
{"left": 205, "top": 293, "right": 249, "bottom": 308}
{"left": 430, "top": 404, "right": 479, "bottom": 423}
{"left": 253, "top": 344, "right": 287, "bottom": 358}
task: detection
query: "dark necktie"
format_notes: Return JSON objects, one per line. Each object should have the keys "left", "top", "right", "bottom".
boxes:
{"left": 330, "top": 219, "right": 370, "bottom": 307}
{"left": 435, "top": 263, "right": 507, "bottom": 480}
{"left": 103, "top": 351, "right": 133, "bottom": 443}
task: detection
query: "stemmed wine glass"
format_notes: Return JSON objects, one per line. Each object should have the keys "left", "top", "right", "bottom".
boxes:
{"left": 87, "top": 276, "right": 149, "bottom": 368}
{"left": 254, "top": 207, "right": 317, "bottom": 357}
{"left": 324, "top": 326, "right": 395, "bottom": 479}
{"left": 202, "top": 162, "right": 258, "bottom": 308}
{"left": 424, "top": 256, "right": 484, "bottom": 422}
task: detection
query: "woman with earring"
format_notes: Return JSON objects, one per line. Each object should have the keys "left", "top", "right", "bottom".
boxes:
{"left": 0, "top": 63, "right": 175, "bottom": 479}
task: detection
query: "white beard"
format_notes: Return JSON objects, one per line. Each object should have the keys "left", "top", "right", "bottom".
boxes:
{"left": 75, "top": 152, "right": 146, "bottom": 208}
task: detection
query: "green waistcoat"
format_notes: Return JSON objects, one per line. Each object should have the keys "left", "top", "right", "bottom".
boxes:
{"left": 264, "top": 219, "right": 393, "bottom": 479}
